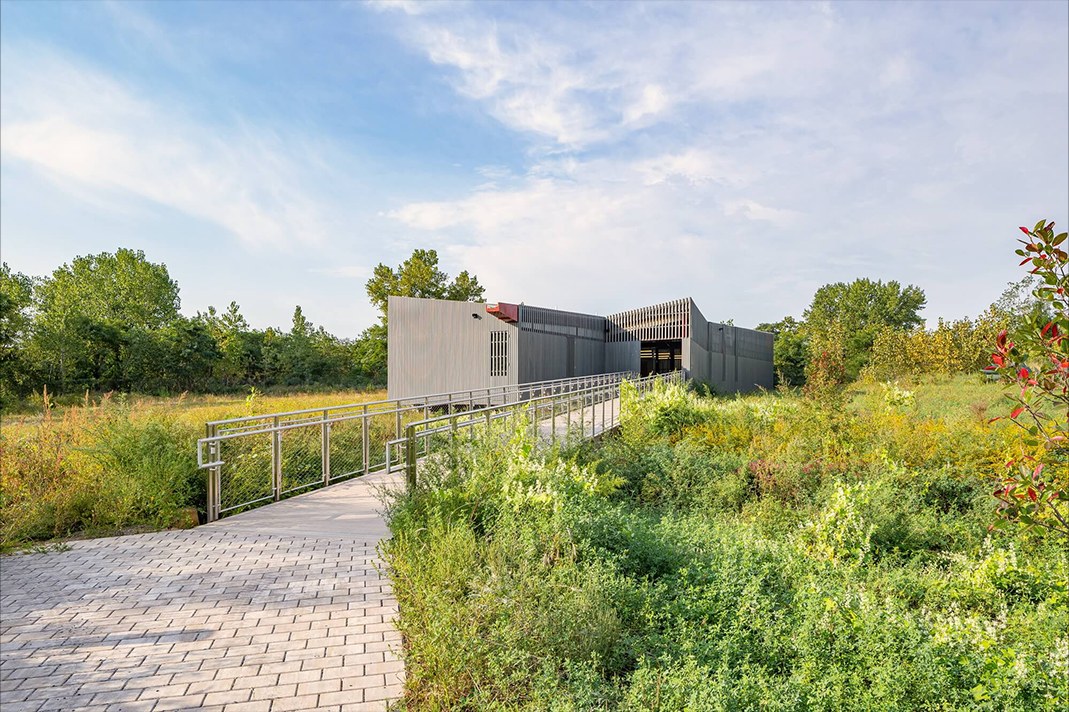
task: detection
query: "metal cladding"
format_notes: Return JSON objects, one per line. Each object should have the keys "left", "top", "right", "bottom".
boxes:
{"left": 387, "top": 295, "right": 774, "bottom": 400}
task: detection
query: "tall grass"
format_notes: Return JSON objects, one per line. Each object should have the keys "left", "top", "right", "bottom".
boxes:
{"left": 383, "top": 376, "right": 1069, "bottom": 710}
{"left": 0, "top": 389, "right": 385, "bottom": 549}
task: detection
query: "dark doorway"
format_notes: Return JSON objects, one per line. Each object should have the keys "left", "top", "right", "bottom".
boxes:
{"left": 640, "top": 339, "right": 682, "bottom": 376}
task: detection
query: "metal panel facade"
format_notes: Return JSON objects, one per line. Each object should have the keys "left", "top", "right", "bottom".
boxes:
{"left": 387, "top": 295, "right": 773, "bottom": 398}
{"left": 388, "top": 296, "right": 518, "bottom": 400}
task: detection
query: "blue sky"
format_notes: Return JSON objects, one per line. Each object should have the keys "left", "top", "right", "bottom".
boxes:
{"left": 2, "top": 0, "right": 1067, "bottom": 336}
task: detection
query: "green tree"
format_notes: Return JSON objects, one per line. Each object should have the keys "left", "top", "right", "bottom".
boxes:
{"left": 199, "top": 302, "right": 255, "bottom": 387}
{"left": 992, "top": 275, "right": 1051, "bottom": 334}
{"left": 360, "top": 249, "right": 485, "bottom": 383}
{"left": 0, "top": 263, "right": 35, "bottom": 404}
{"left": 804, "top": 278, "right": 926, "bottom": 380}
{"left": 33, "top": 249, "right": 181, "bottom": 392}
{"left": 756, "top": 316, "right": 807, "bottom": 387}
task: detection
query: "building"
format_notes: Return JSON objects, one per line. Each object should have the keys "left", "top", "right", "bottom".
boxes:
{"left": 387, "top": 295, "right": 774, "bottom": 400}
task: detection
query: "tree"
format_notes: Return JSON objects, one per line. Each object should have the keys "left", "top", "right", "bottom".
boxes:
{"left": 37, "top": 249, "right": 179, "bottom": 330}
{"left": 992, "top": 275, "right": 1051, "bottom": 334}
{"left": 360, "top": 250, "right": 485, "bottom": 383}
{"left": 0, "top": 263, "right": 35, "bottom": 404}
{"left": 199, "top": 302, "right": 255, "bottom": 388}
{"left": 756, "top": 316, "right": 807, "bottom": 387}
{"left": 804, "top": 278, "right": 926, "bottom": 380}
{"left": 33, "top": 249, "right": 181, "bottom": 392}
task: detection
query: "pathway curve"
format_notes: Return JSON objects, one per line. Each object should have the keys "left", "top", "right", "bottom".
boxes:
{"left": 0, "top": 471, "right": 405, "bottom": 712}
{"left": 0, "top": 395, "right": 621, "bottom": 712}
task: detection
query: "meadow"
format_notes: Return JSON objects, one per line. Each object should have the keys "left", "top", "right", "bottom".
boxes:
{"left": 0, "top": 388, "right": 385, "bottom": 550}
{"left": 383, "top": 376, "right": 1068, "bottom": 710}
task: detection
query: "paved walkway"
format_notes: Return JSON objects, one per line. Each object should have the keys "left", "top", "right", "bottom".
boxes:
{"left": 0, "top": 472, "right": 405, "bottom": 712}
{"left": 0, "top": 395, "right": 622, "bottom": 712}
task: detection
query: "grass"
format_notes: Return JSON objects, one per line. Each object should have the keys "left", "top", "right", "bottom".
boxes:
{"left": 0, "top": 388, "right": 385, "bottom": 550}
{"left": 383, "top": 375, "right": 1069, "bottom": 710}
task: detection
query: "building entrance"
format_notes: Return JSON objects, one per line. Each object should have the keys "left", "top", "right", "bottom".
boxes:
{"left": 640, "top": 339, "right": 682, "bottom": 376}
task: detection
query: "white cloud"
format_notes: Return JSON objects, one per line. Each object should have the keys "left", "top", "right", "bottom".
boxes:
{"left": 377, "top": 2, "right": 1068, "bottom": 324}
{"left": 0, "top": 47, "right": 334, "bottom": 249}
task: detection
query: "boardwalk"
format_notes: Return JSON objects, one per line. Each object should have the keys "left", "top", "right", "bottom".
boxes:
{"left": 0, "top": 392, "right": 625, "bottom": 712}
{"left": 0, "top": 472, "right": 405, "bottom": 712}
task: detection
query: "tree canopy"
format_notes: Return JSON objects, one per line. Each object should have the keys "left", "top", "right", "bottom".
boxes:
{"left": 365, "top": 249, "right": 485, "bottom": 317}
{"left": 36, "top": 248, "right": 180, "bottom": 331}
{"left": 804, "top": 278, "right": 927, "bottom": 379}
{"left": 359, "top": 249, "right": 486, "bottom": 380}
{"left": 756, "top": 316, "right": 807, "bottom": 387}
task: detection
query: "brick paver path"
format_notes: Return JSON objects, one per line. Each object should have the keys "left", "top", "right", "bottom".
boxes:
{"left": 0, "top": 472, "right": 404, "bottom": 712}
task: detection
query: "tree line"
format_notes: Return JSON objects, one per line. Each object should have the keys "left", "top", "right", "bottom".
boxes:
{"left": 1, "top": 244, "right": 1040, "bottom": 408}
{"left": 0, "top": 248, "right": 483, "bottom": 407}
{"left": 756, "top": 276, "right": 1046, "bottom": 388}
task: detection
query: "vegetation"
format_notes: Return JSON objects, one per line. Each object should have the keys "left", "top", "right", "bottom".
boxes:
{"left": 988, "top": 220, "right": 1068, "bottom": 538}
{"left": 358, "top": 249, "right": 485, "bottom": 383}
{"left": 759, "top": 276, "right": 1047, "bottom": 389}
{"left": 0, "top": 389, "right": 384, "bottom": 550}
{"left": 804, "top": 278, "right": 928, "bottom": 380}
{"left": 0, "top": 247, "right": 485, "bottom": 408}
{"left": 384, "top": 378, "right": 1068, "bottom": 710}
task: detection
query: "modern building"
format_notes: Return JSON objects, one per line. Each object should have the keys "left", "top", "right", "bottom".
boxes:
{"left": 387, "top": 295, "right": 774, "bottom": 400}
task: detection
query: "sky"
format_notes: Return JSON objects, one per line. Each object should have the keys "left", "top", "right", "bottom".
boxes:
{"left": 1, "top": 0, "right": 1067, "bottom": 337}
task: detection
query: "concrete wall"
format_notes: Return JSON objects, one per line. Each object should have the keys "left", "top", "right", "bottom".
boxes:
{"left": 387, "top": 296, "right": 518, "bottom": 400}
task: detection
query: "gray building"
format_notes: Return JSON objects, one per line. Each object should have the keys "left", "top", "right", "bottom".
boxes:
{"left": 387, "top": 295, "right": 774, "bottom": 400}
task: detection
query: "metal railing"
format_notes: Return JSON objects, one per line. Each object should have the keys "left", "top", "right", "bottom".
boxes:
{"left": 393, "top": 370, "right": 687, "bottom": 490}
{"left": 197, "top": 372, "right": 637, "bottom": 521}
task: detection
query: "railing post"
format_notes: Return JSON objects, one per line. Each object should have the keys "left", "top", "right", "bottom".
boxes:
{"left": 321, "top": 412, "right": 330, "bottom": 486}
{"left": 405, "top": 424, "right": 417, "bottom": 491}
{"left": 206, "top": 423, "right": 221, "bottom": 522}
{"left": 581, "top": 388, "right": 586, "bottom": 438}
{"left": 601, "top": 384, "right": 606, "bottom": 435}
{"left": 271, "top": 416, "right": 282, "bottom": 501}
{"left": 362, "top": 405, "right": 370, "bottom": 476}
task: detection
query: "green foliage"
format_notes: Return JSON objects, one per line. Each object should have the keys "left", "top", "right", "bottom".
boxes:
{"left": 990, "top": 219, "right": 1069, "bottom": 539}
{"left": 0, "top": 399, "right": 203, "bottom": 548}
{"left": 803, "top": 320, "right": 848, "bottom": 404}
{"left": 757, "top": 316, "right": 807, "bottom": 386}
{"left": 0, "top": 263, "right": 35, "bottom": 408}
{"left": 360, "top": 249, "right": 486, "bottom": 381}
{"left": 1, "top": 245, "right": 485, "bottom": 404}
{"left": 384, "top": 379, "right": 1068, "bottom": 710}
{"left": 37, "top": 248, "right": 180, "bottom": 330}
{"left": 804, "top": 278, "right": 927, "bottom": 380}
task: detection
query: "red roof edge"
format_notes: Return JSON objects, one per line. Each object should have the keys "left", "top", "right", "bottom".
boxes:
{"left": 486, "top": 302, "right": 519, "bottom": 323}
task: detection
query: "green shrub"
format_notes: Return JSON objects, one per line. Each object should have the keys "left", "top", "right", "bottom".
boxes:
{"left": 1, "top": 401, "right": 201, "bottom": 548}
{"left": 385, "top": 380, "right": 1069, "bottom": 711}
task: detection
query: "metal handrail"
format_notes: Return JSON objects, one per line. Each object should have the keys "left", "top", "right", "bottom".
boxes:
{"left": 197, "top": 371, "right": 643, "bottom": 521}
{"left": 206, "top": 371, "right": 637, "bottom": 431}
{"left": 395, "top": 371, "right": 686, "bottom": 489}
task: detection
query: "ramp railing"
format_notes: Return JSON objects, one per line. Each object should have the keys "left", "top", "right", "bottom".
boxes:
{"left": 197, "top": 372, "right": 636, "bottom": 521}
{"left": 392, "top": 370, "right": 687, "bottom": 490}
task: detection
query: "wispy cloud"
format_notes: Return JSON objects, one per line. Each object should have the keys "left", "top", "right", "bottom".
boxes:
{"left": 0, "top": 46, "right": 335, "bottom": 249}
{"left": 376, "top": 1, "right": 1068, "bottom": 323}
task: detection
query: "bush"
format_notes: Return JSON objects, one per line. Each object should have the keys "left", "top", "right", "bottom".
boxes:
{"left": 384, "top": 380, "right": 1069, "bottom": 710}
{"left": 0, "top": 399, "right": 202, "bottom": 549}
